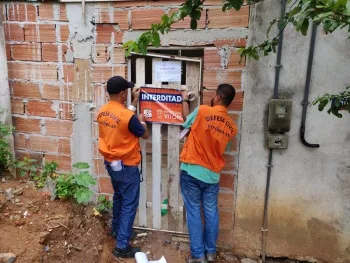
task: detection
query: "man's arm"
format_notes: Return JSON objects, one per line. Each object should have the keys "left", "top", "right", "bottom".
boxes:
{"left": 181, "top": 91, "right": 190, "bottom": 121}
{"left": 128, "top": 114, "right": 149, "bottom": 139}
{"left": 138, "top": 114, "right": 149, "bottom": 139}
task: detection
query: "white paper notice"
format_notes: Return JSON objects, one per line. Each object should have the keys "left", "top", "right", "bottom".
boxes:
{"left": 154, "top": 61, "right": 182, "bottom": 82}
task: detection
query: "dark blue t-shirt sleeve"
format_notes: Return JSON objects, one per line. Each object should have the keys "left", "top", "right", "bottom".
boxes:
{"left": 128, "top": 114, "right": 146, "bottom": 138}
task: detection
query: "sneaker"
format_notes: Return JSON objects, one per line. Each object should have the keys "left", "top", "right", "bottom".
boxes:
{"left": 110, "top": 230, "right": 137, "bottom": 240}
{"left": 185, "top": 256, "right": 208, "bottom": 263}
{"left": 206, "top": 253, "right": 216, "bottom": 262}
{"left": 113, "top": 246, "right": 141, "bottom": 258}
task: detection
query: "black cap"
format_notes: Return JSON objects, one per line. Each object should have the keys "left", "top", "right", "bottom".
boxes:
{"left": 107, "top": 76, "right": 135, "bottom": 94}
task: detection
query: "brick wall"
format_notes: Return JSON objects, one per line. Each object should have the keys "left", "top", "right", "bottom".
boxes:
{"left": 2, "top": 0, "right": 248, "bottom": 246}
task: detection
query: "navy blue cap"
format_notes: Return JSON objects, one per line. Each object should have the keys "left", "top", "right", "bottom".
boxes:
{"left": 107, "top": 76, "right": 134, "bottom": 94}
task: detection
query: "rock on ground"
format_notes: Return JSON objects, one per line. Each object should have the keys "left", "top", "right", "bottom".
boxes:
{"left": 241, "top": 258, "right": 258, "bottom": 263}
{"left": 0, "top": 252, "right": 16, "bottom": 263}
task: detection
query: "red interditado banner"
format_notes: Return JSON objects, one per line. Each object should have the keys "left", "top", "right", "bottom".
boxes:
{"left": 139, "top": 87, "right": 184, "bottom": 125}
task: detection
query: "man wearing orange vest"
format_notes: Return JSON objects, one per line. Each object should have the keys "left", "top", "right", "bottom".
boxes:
{"left": 97, "top": 76, "right": 149, "bottom": 258}
{"left": 180, "top": 84, "right": 237, "bottom": 263}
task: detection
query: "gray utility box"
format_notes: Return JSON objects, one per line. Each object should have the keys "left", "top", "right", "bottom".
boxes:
{"left": 267, "top": 134, "right": 289, "bottom": 149}
{"left": 268, "top": 99, "right": 293, "bottom": 132}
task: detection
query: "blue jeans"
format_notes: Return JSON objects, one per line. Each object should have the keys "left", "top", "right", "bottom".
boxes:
{"left": 105, "top": 163, "right": 140, "bottom": 249}
{"left": 180, "top": 170, "right": 219, "bottom": 259}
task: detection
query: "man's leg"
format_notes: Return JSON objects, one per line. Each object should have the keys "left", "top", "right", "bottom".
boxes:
{"left": 180, "top": 170, "right": 205, "bottom": 259}
{"left": 116, "top": 166, "right": 140, "bottom": 250}
{"left": 202, "top": 183, "right": 219, "bottom": 259}
{"left": 106, "top": 166, "right": 122, "bottom": 235}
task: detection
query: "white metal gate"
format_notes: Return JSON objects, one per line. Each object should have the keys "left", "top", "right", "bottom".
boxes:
{"left": 129, "top": 52, "right": 202, "bottom": 233}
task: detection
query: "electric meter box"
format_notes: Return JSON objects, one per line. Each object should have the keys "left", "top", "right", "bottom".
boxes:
{"left": 267, "top": 134, "right": 289, "bottom": 149}
{"left": 268, "top": 99, "right": 293, "bottom": 132}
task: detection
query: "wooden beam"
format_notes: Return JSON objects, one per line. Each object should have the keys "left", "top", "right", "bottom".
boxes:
{"left": 136, "top": 58, "right": 148, "bottom": 228}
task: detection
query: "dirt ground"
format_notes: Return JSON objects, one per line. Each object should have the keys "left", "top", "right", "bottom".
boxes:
{"left": 0, "top": 177, "right": 228, "bottom": 263}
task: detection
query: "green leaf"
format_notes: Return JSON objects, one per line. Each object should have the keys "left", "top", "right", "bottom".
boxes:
{"left": 74, "top": 188, "right": 93, "bottom": 204}
{"left": 289, "top": 6, "right": 302, "bottom": 17}
{"left": 313, "top": 12, "right": 333, "bottom": 22}
{"left": 98, "top": 195, "right": 106, "bottom": 202}
{"left": 151, "top": 32, "right": 161, "bottom": 47}
{"left": 190, "top": 9, "right": 201, "bottom": 20}
{"left": 190, "top": 18, "right": 198, "bottom": 30}
{"left": 122, "top": 40, "right": 134, "bottom": 49}
{"left": 300, "top": 19, "right": 309, "bottom": 35}
{"left": 74, "top": 171, "right": 96, "bottom": 187}
{"left": 73, "top": 162, "right": 90, "bottom": 170}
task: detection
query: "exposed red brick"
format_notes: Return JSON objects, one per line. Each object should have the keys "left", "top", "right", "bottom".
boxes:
{"left": 228, "top": 91, "right": 244, "bottom": 111}
{"left": 99, "top": 177, "right": 113, "bottom": 194}
{"left": 92, "top": 65, "right": 126, "bottom": 83}
{"left": 93, "top": 45, "right": 110, "bottom": 64}
{"left": 8, "top": 62, "right": 58, "bottom": 82}
{"left": 11, "top": 43, "right": 41, "bottom": 61}
{"left": 204, "top": 48, "right": 221, "bottom": 69}
{"left": 96, "top": 9, "right": 129, "bottom": 30}
{"left": 42, "top": 43, "right": 69, "bottom": 62}
{"left": 203, "top": 70, "right": 242, "bottom": 90}
{"left": 11, "top": 99, "right": 24, "bottom": 115}
{"left": 4, "top": 23, "right": 24, "bottom": 42}
{"left": 59, "top": 102, "right": 74, "bottom": 120}
{"left": 13, "top": 117, "right": 41, "bottom": 134}
{"left": 45, "top": 154, "right": 71, "bottom": 171}
{"left": 6, "top": 44, "right": 11, "bottom": 60}
{"left": 45, "top": 120, "right": 73, "bottom": 137}
{"left": 96, "top": 25, "right": 123, "bottom": 44}
{"left": 204, "top": 0, "right": 225, "bottom": 5}
{"left": 218, "top": 191, "right": 234, "bottom": 210}
{"left": 131, "top": 9, "right": 163, "bottom": 30}
{"left": 24, "top": 24, "right": 56, "bottom": 43}
{"left": 27, "top": 101, "right": 56, "bottom": 118}
{"left": 59, "top": 24, "right": 70, "bottom": 42}
{"left": 223, "top": 154, "right": 236, "bottom": 171}
{"left": 219, "top": 210, "right": 234, "bottom": 229}
{"left": 208, "top": 6, "right": 249, "bottom": 28}
{"left": 12, "top": 81, "right": 41, "bottom": 99}
{"left": 93, "top": 84, "right": 107, "bottom": 108}
{"left": 204, "top": 47, "right": 245, "bottom": 69}
{"left": 228, "top": 113, "right": 240, "bottom": 126}
{"left": 0, "top": 5, "right": 6, "bottom": 22}
{"left": 15, "top": 151, "right": 43, "bottom": 165}
{"left": 228, "top": 135, "right": 238, "bottom": 152}
{"left": 170, "top": 8, "right": 206, "bottom": 29}
{"left": 38, "top": 4, "right": 68, "bottom": 21}
{"left": 95, "top": 159, "right": 108, "bottom": 177}
{"left": 112, "top": 47, "right": 125, "bottom": 64}
{"left": 8, "top": 4, "right": 37, "bottom": 22}
{"left": 62, "top": 64, "right": 74, "bottom": 83}
{"left": 214, "top": 38, "right": 247, "bottom": 48}
{"left": 27, "top": 135, "right": 58, "bottom": 153}
{"left": 147, "top": 0, "right": 184, "bottom": 6}
{"left": 111, "top": 1, "right": 147, "bottom": 8}
{"left": 58, "top": 138, "right": 71, "bottom": 155}
{"left": 220, "top": 173, "right": 234, "bottom": 190}
{"left": 42, "top": 84, "right": 60, "bottom": 100}
{"left": 14, "top": 134, "right": 26, "bottom": 149}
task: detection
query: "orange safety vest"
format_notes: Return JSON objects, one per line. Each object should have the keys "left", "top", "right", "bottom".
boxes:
{"left": 180, "top": 105, "right": 237, "bottom": 173}
{"left": 97, "top": 101, "right": 141, "bottom": 166}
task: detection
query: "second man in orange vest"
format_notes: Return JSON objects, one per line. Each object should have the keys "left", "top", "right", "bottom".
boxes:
{"left": 180, "top": 84, "right": 238, "bottom": 263}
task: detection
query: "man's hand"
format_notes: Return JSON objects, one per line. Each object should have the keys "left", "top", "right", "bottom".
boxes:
{"left": 132, "top": 88, "right": 141, "bottom": 102}
{"left": 182, "top": 90, "right": 189, "bottom": 101}
{"left": 138, "top": 114, "right": 146, "bottom": 123}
